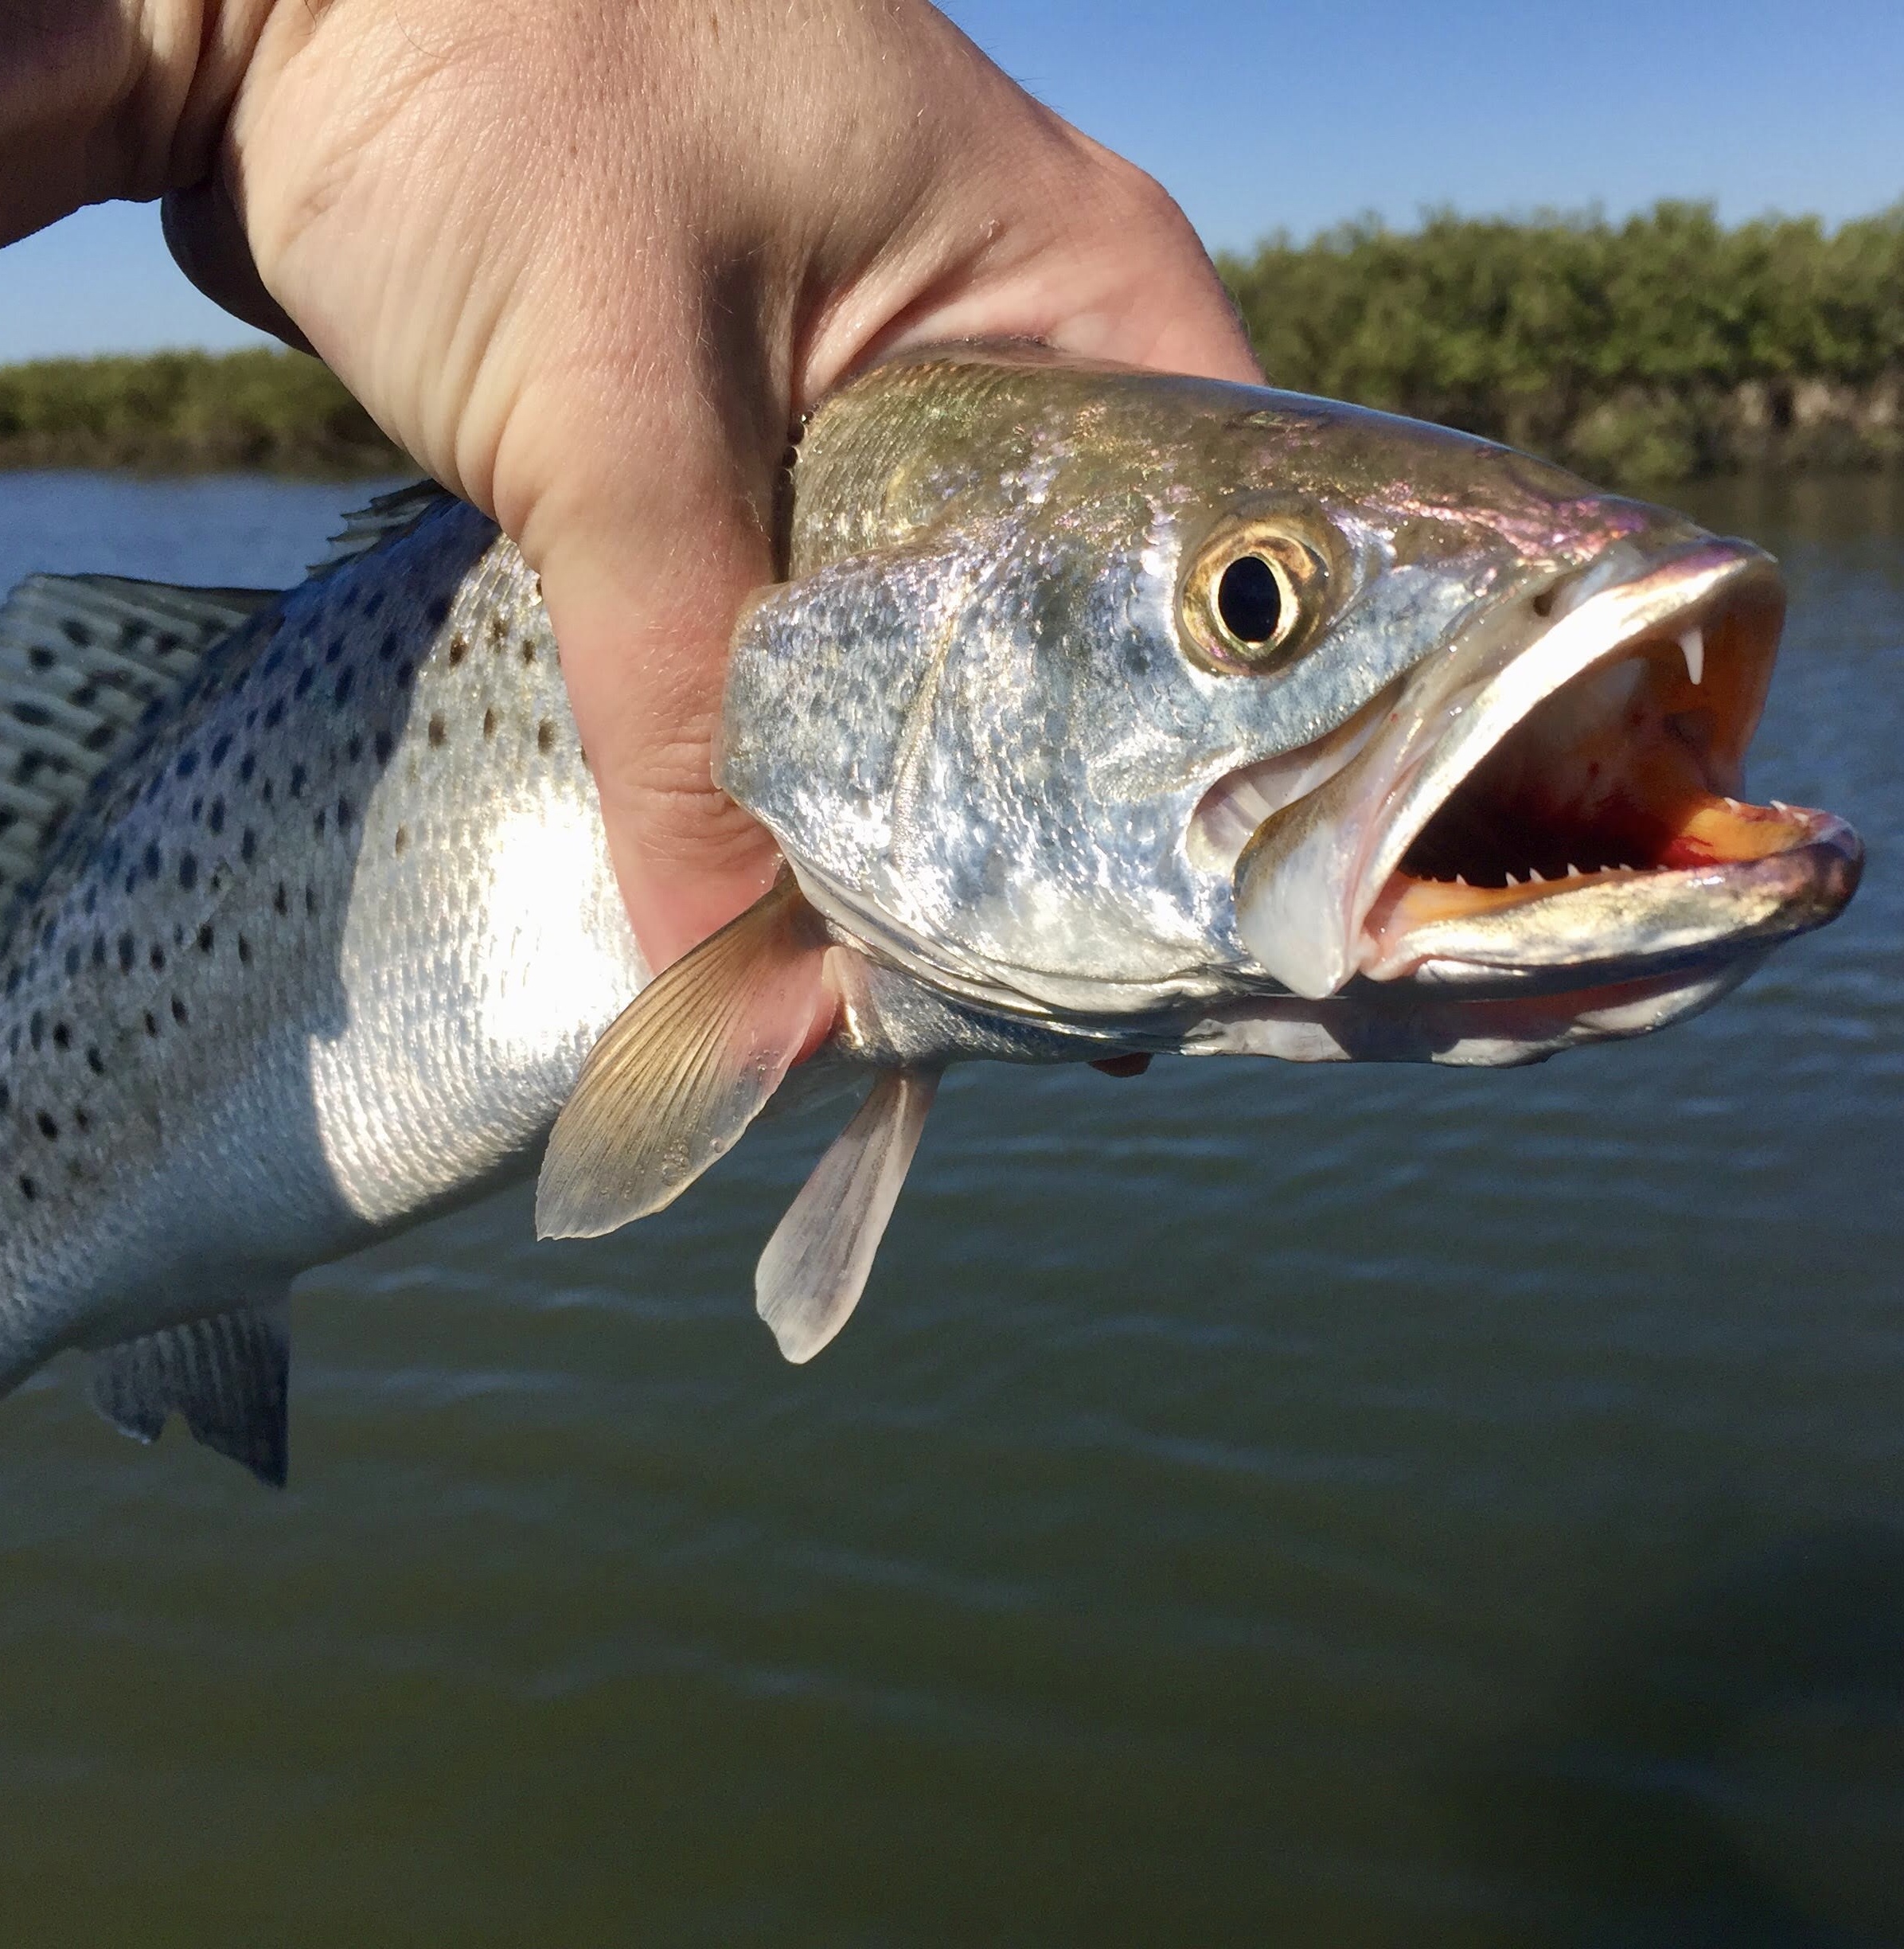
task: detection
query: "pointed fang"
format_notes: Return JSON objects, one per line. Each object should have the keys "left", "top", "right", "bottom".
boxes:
{"left": 1680, "top": 626, "right": 1704, "bottom": 685}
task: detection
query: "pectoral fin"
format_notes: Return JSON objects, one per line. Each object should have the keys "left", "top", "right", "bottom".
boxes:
{"left": 755, "top": 1067, "right": 938, "bottom": 1363}
{"left": 536, "top": 875, "right": 834, "bottom": 1240}
{"left": 89, "top": 1299, "right": 291, "bottom": 1488}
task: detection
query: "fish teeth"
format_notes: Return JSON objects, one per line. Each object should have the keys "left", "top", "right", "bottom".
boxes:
{"left": 1679, "top": 626, "right": 1704, "bottom": 686}
{"left": 1527, "top": 866, "right": 1545, "bottom": 883}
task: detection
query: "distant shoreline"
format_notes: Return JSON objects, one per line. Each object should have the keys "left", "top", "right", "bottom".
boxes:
{"left": 5, "top": 201, "right": 1901, "bottom": 487}
{"left": 0, "top": 348, "right": 406, "bottom": 478}
{"left": 1219, "top": 201, "right": 1903, "bottom": 484}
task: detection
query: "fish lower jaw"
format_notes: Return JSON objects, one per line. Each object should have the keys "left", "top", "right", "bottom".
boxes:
{"left": 1355, "top": 802, "right": 1863, "bottom": 989}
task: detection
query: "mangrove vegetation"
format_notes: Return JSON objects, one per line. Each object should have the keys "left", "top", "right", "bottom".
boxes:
{"left": 0, "top": 347, "right": 402, "bottom": 475}
{"left": 0, "top": 202, "right": 1899, "bottom": 483}
{"left": 1220, "top": 201, "right": 1904, "bottom": 482}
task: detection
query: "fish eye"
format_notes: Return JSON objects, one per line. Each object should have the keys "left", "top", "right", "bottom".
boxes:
{"left": 1179, "top": 518, "right": 1328, "bottom": 674}
{"left": 1216, "top": 555, "right": 1282, "bottom": 645}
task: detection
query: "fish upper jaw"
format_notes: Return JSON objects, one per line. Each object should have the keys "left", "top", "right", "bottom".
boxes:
{"left": 1225, "top": 537, "right": 1863, "bottom": 1002}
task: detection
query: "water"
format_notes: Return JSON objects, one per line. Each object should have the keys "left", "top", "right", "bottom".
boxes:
{"left": 0, "top": 470, "right": 1898, "bottom": 1947}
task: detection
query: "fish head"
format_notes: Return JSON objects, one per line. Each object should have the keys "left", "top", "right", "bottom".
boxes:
{"left": 720, "top": 347, "right": 1859, "bottom": 1058}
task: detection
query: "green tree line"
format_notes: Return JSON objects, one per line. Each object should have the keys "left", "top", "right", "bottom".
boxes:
{"left": 1219, "top": 200, "right": 1904, "bottom": 481}
{"left": 1, "top": 203, "right": 1899, "bottom": 482}
{"left": 0, "top": 347, "right": 402, "bottom": 474}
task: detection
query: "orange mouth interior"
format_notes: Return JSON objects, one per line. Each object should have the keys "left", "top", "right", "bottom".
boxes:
{"left": 1369, "top": 596, "right": 1812, "bottom": 935}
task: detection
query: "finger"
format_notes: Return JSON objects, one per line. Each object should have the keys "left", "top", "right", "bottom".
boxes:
{"left": 162, "top": 178, "right": 314, "bottom": 354}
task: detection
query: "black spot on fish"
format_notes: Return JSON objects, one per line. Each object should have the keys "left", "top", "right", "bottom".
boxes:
{"left": 337, "top": 795, "right": 353, "bottom": 830}
{"left": 393, "top": 825, "right": 409, "bottom": 856}
{"left": 171, "top": 995, "right": 188, "bottom": 1025}
{"left": 74, "top": 1108, "right": 88, "bottom": 1133}
{"left": 144, "top": 1010, "right": 158, "bottom": 1037}
{"left": 150, "top": 944, "right": 166, "bottom": 971}
{"left": 178, "top": 853, "right": 198, "bottom": 890}
{"left": 29, "top": 1012, "right": 42, "bottom": 1049}
{"left": 211, "top": 734, "right": 232, "bottom": 767}
{"left": 428, "top": 713, "right": 446, "bottom": 747}
{"left": 448, "top": 635, "right": 469, "bottom": 666}
{"left": 26, "top": 645, "right": 53, "bottom": 670}
{"left": 118, "top": 934, "right": 135, "bottom": 972}
{"left": 325, "top": 635, "right": 345, "bottom": 666}
{"left": 378, "top": 631, "right": 398, "bottom": 662}
{"left": 396, "top": 659, "right": 415, "bottom": 690}
{"left": 239, "top": 752, "right": 256, "bottom": 783}
{"left": 237, "top": 935, "right": 252, "bottom": 965}
{"left": 52, "top": 1022, "right": 69, "bottom": 1051}
{"left": 209, "top": 799, "right": 225, "bottom": 834}
{"left": 19, "top": 1175, "right": 36, "bottom": 1201}
{"left": 83, "top": 721, "right": 115, "bottom": 751}
{"left": 261, "top": 779, "right": 275, "bottom": 804}
{"left": 334, "top": 669, "right": 355, "bottom": 705}
{"left": 537, "top": 720, "right": 555, "bottom": 754}
{"left": 0, "top": 1082, "right": 9, "bottom": 1110}
{"left": 314, "top": 808, "right": 326, "bottom": 837}
{"left": 197, "top": 924, "right": 214, "bottom": 953}
{"left": 274, "top": 883, "right": 289, "bottom": 916}
{"left": 11, "top": 701, "right": 50, "bottom": 727}
{"left": 177, "top": 750, "right": 198, "bottom": 779}
{"left": 289, "top": 764, "right": 306, "bottom": 799}
{"left": 305, "top": 885, "right": 318, "bottom": 916}
{"left": 63, "top": 945, "right": 79, "bottom": 977}
{"left": 86, "top": 1046, "right": 103, "bottom": 1075}
{"left": 482, "top": 708, "right": 498, "bottom": 739}
{"left": 264, "top": 700, "right": 284, "bottom": 729}
{"left": 143, "top": 842, "right": 161, "bottom": 881}
{"left": 69, "top": 682, "right": 96, "bottom": 709}
{"left": 346, "top": 736, "right": 362, "bottom": 764}
{"left": 191, "top": 796, "right": 204, "bottom": 822}
{"left": 295, "top": 667, "right": 314, "bottom": 698}
{"left": 36, "top": 1111, "right": 57, "bottom": 1140}
{"left": 241, "top": 828, "right": 257, "bottom": 864}
{"left": 90, "top": 937, "right": 104, "bottom": 969}
{"left": 425, "top": 596, "right": 450, "bottom": 627}
{"left": 521, "top": 641, "right": 536, "bottom": 666}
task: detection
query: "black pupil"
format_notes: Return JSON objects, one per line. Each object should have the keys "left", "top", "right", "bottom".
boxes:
{"left": 1215, "top": 554, "right": 1283, "bottom": 646}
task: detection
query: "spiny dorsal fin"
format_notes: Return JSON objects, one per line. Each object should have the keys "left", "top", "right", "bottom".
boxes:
{"left": 311, "top": 479, "right": 458, "bottom": 572}
{"left": 89, "top": 1299, "right": 291, "bottom": 1489}
{"left": 0, "top": 573, "right": 274, "bottom": 899}
{"left": 755, "top": 1067, "right": 937, "bottom": 1362}
{"left": 536, "top": 876, "right": 835, "bottom": 1240}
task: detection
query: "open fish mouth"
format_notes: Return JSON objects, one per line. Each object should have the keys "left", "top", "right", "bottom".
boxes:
{"left": 1229, "top": 539, "right": 1863, "bottom": 1001}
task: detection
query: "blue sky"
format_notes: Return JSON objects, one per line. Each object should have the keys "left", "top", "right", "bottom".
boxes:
{"left": 1, "top": 0, "right": 1898, "bottom": 363}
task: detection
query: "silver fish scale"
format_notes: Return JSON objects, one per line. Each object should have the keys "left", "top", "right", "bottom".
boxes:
{"left": 0, "top": 498, "right": 645, "bottom": 1382}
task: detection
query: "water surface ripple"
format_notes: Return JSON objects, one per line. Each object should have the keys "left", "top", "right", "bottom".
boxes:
{"left": 0, "top": 471, "right": 1898, "bottom": 1946}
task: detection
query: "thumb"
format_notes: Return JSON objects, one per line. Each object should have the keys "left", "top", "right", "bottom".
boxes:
{"left": 529, "top": 474, "right": 784, "bottom": 974}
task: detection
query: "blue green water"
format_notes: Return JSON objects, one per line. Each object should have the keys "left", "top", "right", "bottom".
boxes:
{"left": 0, "top": 471, "right": 1898, "bottom": 1946}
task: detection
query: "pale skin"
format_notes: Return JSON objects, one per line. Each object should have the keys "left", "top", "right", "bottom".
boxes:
{"left": 0, "top": 0, "right": 1261, "bottom": 970}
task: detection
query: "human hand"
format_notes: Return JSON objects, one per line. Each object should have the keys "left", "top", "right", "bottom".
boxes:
{"left": 6, "top": 0, "right": 1259, "bottom": 969}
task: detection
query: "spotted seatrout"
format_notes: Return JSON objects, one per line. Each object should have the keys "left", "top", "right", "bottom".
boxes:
{"left": 0, "top": 350, "right": 1861, "bottom": 1485}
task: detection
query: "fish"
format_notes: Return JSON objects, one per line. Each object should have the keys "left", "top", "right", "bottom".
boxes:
{"left": 0, "top": 346, "right": 1861, "bottom": 1486}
